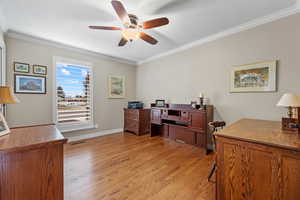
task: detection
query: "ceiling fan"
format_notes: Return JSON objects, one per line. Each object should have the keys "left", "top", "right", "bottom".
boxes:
{"left": 89, "top": 0, "right": 170, "bottom": 46}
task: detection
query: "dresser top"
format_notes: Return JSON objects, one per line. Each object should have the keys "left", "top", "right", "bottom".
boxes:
{"left": 0, "top": 125, "right": 67, "bottom": 152}
{"left": 215, "top": 119, "right": 300, "bottom": 151}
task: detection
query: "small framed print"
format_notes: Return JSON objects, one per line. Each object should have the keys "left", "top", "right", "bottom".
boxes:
{"left": 108, "top": 75, "right": 126, "bottom": 99}
{"left": 14, "top": 74, "right": 46, "bottom": 94}
{"left": 33, "top": 65, "right": 47, "bottom": 75}
{"left": 0, "top": 112, "right": 10, "bottom": 137}
{"left": 14, "top": 62, "right": 30, "bottom": 73}
{"left": 155, "top": 100, "right": 166, "bottom": 107}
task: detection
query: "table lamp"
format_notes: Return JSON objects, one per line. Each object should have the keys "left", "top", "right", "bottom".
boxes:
{"left": 277, "top": 93, "right": 300, "bottom": 132}
{"left": 0, "top": 86, "right": 19, "bottom": 117}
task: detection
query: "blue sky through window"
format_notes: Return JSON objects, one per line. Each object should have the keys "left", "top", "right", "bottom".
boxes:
{"left": 56, "top": 64, "right": 90, "bottom": 97}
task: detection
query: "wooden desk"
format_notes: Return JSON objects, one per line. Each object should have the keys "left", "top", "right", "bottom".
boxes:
{"left": 150, "top": 104, "right": 213, "bottom": 153}
{"left": 215, "top": 119, "right": 300, "bottom": 200}
{"left": 0, "top": 124, "right": 67, "bottom": 200}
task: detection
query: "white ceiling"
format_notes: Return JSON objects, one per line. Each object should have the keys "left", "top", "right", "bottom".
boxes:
{"left": 0, "top": 0, "right": 298, "bottom": 63}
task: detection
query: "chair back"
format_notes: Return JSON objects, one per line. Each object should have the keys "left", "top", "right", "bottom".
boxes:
{"left": 209, "top": 121, "right": 226, "bottom": 151}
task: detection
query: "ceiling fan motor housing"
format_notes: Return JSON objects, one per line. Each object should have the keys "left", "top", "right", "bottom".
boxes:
{"left": 128, "top": 14, "right": 139, "bottom": 28}
{"left": 89, "top": 1, "right": 168, "bottom": 46}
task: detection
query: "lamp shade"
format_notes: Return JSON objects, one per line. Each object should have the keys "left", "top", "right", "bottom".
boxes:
{"left": 277, "top": 93, "right": 300, "bottom": 107}
{"left": 0, "top": 86, "right": 19, "bottom": 104}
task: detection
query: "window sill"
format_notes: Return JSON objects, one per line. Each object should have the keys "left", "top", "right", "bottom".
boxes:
{"left": 57, "top": 123, "right": 98, "bottom": 133}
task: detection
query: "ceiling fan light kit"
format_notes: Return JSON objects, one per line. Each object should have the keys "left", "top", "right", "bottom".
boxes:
{"left": 89, "top": 0, "right": 169, "bottom": 47}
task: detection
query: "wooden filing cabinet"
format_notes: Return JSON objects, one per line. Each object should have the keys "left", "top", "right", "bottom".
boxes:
{"left": 124, "top": 109, "right": 151, "bottom": 136}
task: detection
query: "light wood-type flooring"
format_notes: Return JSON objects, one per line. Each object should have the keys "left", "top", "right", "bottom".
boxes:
{"left": 64, "top": 133, "right": 215, "bottom": 200}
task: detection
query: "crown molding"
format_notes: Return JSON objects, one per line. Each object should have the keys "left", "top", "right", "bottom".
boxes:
{"left": 5, "top": 30, "right": 138, "bottom": 66}
{"left": 138, "top": 5, "right": 300, "bottom": 65}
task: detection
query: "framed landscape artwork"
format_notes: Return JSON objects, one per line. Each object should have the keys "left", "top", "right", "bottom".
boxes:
{"left": 230, "top": 60, "right": 277, "bottom": 93}
{"left": 14, "top": 62, "right": 30, "bottom": 73}
{"left": 33, "top": 65, "right": 47, "bottom": 75}
{"left": 14, "top": 74, "right": 46, "bottom": 94}
{"left": 108, "top": 75, "right": 125, "bottom": 98}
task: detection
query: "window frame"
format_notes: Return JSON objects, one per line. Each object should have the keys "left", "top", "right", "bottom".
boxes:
{"left": 0, "top": 37, "right": 5, "bottom": 113}
{"left": 53, "top": 56, "right": 94, "bottom": 133}
{"left": 0, "top": 37, "right": 5, "bottom": 86}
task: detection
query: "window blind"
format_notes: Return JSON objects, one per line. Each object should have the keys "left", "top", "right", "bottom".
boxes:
{"left": 56, "top": 63, "right": 92, "bottom": 125}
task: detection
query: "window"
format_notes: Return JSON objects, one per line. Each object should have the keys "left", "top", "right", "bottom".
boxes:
{"left": 54, "top": 57, "right": 93, "bottom": 132}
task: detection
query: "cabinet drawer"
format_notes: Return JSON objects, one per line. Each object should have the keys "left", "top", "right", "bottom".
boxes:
{"left": 162, "top": 124, "right": 169, "bottom": 138}
{"left": 151, "top": 109, "right": 162, "bottom": 125}
{"left": 162, "top": 109, "right": 168, "bottom": 119}
{"left": 125, "top": 109, "right": 139, "bottom": 120}
{"left": 175, "top": 128, "right": 195, "bottom": 145}
{"left": 169, "top": 125, "right": 196, "bottom": 145}
{"left": 125, "top": 120, "right": 139, "bottom": 132}
{"left": 181, "top": 111, "right": 189, "bottom": 119}
{"left": 189, "top": 111, "right": 206, "bottom": 131}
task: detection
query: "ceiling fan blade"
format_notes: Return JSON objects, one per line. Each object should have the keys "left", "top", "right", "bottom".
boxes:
{"left": 111, "top": 0, "right": 130, "bottom": 24}
{"left": 143, "top": 17, "right": 169, "bottom": 29}
{"left": 139, "top": 32, "right": 158, "bottom": 45}
{"left": 118, "top": 37, "right": 128, "bottom": 46}
{"left": 89, "top": 26, "right": 121, "bottom": 30}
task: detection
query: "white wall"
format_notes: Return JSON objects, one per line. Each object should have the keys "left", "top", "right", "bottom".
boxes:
{"left": 0, "top": 3, "right": 5, "bottom": 43}
{"left": 0, "top": 28, "right": 3, "bottom": 42}
{"left": 137, "top": 13, "right": 300, "bottom": 125}
{"left": 5, "top": 36, "right": 137, "bottom": 136}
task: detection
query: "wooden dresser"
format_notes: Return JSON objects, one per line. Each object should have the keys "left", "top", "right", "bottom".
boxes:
{"left": 150, "top": 104, "right": 213, "bottom": 153}
{"left": 124, "top": 108, "right": 151, "bottom": 136}
{"left": 215, "top": 119, "right": 300, "bottom": 200}
{"left": 0, "top": 125, "right": 67, "bottom": 200}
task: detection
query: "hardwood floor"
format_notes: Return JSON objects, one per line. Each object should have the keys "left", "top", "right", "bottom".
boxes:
{"left": 64, "top": 133, "right": 215, "bottom": 200}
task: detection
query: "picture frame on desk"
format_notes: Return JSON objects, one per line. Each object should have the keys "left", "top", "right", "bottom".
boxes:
{"left": 0, "top": 112, "right": 10, "bottom": 137}
{"left": 155, "top": 100, "right": 166, "bottom": 107}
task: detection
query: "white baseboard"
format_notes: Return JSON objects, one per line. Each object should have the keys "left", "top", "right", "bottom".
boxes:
{"left": 65, "top": 128, "right": 123, "bottom": 142}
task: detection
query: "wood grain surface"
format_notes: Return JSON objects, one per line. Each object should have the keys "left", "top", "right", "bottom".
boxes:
{"left": 64, "top": 133, "right": 215, "bottom": 200}
{"left": 0, "top": 125, "right": 67, "bottom": 152}
{"left": 215, "top": 119, "right": 300, "bottom": 152}
{"left": 0, "top": 125, "right": 67, "bottom": 200}
{"left": 216, "top": 119, "right": 300, "bottom": 200}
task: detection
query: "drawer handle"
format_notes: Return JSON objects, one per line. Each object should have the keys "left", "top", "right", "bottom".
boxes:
{"left": 175, "top": 139, "right": 186, "bottom": 144}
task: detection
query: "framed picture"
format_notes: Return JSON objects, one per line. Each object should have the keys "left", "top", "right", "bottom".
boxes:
{"left": 0, "top": 112, "right": 10, "bottom": 137}
{"left": 155, "top": 100, "right": 166, "bottom": 107}
{"left": 14, "top": 74, "right": 46, "bottom": 94}
{"left": 108, "top": 76, "right": 125, "bottom": 98}
{"left": 14, "top": 62, "right": 30, "bottom": 73}
{"left": 230, "top": 60, "right": 277, "bottom": 93}
{"left": 33, "top": 65, "right": 47, "bottom": 75}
